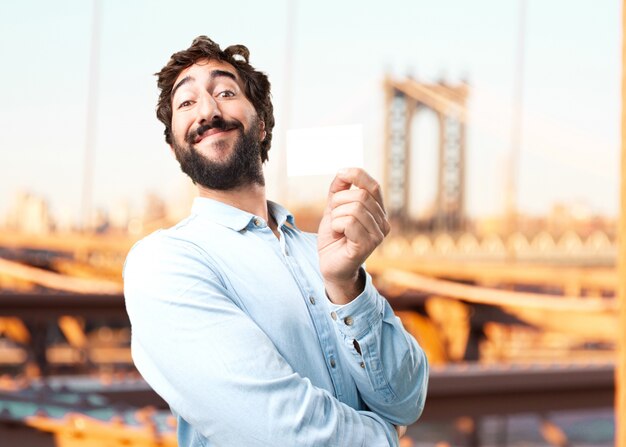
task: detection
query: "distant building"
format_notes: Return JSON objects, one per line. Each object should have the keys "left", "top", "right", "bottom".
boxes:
{"left": 143, "top": 192, "right": 167, "bottom": 224}
{"left": 5, "top": 191, "right": 54, "bottom": 235}
{"left": 109, "top": 199, "right": 131, "bottom": 230}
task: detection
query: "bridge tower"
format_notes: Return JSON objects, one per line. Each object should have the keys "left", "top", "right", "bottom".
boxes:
{"left": 383, "top": 77, "right": 468, "bottom": 233}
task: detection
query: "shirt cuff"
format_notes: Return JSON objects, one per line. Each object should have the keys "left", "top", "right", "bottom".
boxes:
{"left": 326, "top": 269, "right": 384, "bottom": 339}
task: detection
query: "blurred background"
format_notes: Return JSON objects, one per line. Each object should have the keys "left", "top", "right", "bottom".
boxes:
{"left": 0, "top": 0, "right": 621, "bottom": 445}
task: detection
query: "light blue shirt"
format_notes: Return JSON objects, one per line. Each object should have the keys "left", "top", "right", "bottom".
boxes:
{"left": 123, "top": 197, "right": 428, "bottom": 447}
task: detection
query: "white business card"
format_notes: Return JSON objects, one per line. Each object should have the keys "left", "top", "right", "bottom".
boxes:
{"left": 286, "top": 124, "right": 364, "bottom": 177}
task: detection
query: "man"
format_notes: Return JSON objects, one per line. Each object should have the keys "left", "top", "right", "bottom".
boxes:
{"left": 123, "top": 36, "right": 428, "bottom": 447}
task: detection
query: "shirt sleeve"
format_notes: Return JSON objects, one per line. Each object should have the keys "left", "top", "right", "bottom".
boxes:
{"left": 123, "top": 235, "right": 400, "bottom": 447}
{"left": 326, "top": 269, "right": 429, "bottom": 425}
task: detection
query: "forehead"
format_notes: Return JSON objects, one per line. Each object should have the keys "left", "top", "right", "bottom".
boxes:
{"left": 173, "top": 58, "right": 241, "bottom": 89}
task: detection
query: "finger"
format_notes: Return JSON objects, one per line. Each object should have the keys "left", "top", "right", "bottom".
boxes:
{"left": 330, "top": 215, "right": 368, "bottom": 240}
{"left": 330, "top": 189, "right": 390, "bottom": 236}
{"left": 327, "top": 171, "right": 354, "bottom": 201}
{"left": 330, "top": 189, "right": 385, "bottom": 227}
{"left": 331, "top": 202, "right": 383, "bottom": 238}
{"left": 331, "top": 215, "right": 383, "bottom": 249}
{"left": 334, "top": 168, "right": 385, "bottom": 212}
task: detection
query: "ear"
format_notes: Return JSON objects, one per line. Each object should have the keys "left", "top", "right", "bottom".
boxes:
{"left": 259, "top": 120, "right": 266, "bottom": 141}
{"left": 169, "top": 144, "right": 176, "bottom": 157}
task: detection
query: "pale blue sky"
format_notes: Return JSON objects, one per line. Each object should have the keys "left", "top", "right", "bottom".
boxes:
{"left": 0, "top": 0, "right": 620, "bottom": 225}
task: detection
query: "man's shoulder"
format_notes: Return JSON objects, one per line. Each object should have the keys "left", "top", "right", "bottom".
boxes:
{"left": 129, "top": 215, "right": 198, "bottom": 252}
{"left": 123, "top": 214, "right": 214, "bottom": 276}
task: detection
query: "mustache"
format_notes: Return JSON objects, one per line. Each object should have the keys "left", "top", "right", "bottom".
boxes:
{"left": 186, "top": 117, "right": 242, "bottom": 144}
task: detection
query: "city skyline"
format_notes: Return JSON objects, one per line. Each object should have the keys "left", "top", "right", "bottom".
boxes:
{"left": 2, "top": 187, "right": 615, "bottom": 239}
{"left": 0, "top": 0, "right": 620, "bottom": 226}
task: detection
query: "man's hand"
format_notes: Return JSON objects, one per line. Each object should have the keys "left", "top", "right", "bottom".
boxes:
{"left": 317, "top": 168, "right": 390, "bottom": 304}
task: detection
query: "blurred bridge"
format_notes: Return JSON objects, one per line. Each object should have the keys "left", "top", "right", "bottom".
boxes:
{"left": 384, "top": 77, "right": 468, "bottom": 233}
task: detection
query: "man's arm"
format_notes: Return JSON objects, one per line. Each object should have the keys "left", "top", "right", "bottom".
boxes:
{"left": 123, "top": 235, "right": 400, "bottom": 447}
{"left": 318, "top": 168, "right": 429, "bottom": 426}
{"left": 326, "top": 270, "right": 428, "bottom": 425}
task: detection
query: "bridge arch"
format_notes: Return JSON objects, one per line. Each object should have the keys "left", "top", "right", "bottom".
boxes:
{"left": 383, "top": 76, "right": 468, "bottom": 233}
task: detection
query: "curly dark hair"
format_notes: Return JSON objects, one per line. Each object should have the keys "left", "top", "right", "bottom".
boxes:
{"left": 155, "top": 36, "right": 274, "bottom": 162}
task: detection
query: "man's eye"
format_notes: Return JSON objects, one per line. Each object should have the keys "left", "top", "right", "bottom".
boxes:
{"left": 217, "top": 90, "right": 235, "bottom": 98}
{"left": 178, "top": 100, "right": 193, "bottom": 109}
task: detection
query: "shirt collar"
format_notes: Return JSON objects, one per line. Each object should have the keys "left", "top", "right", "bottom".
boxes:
{"left": 268, "top": 200, "right": 297, "bottom": 229}
{"left": 191, "top": 197, "right": 297, "bottom": 232}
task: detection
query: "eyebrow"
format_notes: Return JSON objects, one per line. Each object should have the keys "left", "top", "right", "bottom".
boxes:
{"left": 171, "top": 70, "right": 238, "bottom": 98}
{"left": 171, "top": 75, "right": 193, "bottom": 98}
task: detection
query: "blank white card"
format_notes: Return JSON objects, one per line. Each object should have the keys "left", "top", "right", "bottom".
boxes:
{"left": 286, "top": 124, "right": 364, "bottom": 177}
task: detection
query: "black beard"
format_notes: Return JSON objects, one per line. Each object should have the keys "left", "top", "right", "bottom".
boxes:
{"left": 172, "top": 117, "right": 265, "bottom": 190}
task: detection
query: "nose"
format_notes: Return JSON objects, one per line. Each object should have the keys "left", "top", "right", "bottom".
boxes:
{"left": 196, "top": 93, "right": 222, "bottom": 125}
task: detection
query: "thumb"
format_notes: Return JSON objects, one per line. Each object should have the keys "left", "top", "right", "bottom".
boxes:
{"left": 327, "top": 168, "right": 352, "bottom": 198}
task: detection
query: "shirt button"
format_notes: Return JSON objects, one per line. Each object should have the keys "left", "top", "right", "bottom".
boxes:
{"left": 330, "top": 311, "right": 337, "bottom": 321}
{"left": 343, "top": 316, "right": 354, "bottom": 326}
{"left": 360, "top": 362, "right": 365, "bottom": 369}
{"left": 330, "top": 358, "right": 336, "bottom": 368}
{"left": 309, "top": 296, "right": 316, "bottom": 305}
{"left": 253, "top": 218, "right": 261, "bottom": 226}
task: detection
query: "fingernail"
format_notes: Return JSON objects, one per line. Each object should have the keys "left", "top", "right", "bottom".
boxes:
{"left": 338, "top": 168, "right": 348, "bottom": 175}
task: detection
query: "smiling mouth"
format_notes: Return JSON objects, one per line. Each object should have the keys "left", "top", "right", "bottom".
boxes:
{"left": 194, "top": 126, "right": 237, "bottom": 144}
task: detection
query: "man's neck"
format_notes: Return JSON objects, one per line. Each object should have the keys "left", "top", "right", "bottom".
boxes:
{"left": 197, "top": 182, "right": 271, "bottom": 223}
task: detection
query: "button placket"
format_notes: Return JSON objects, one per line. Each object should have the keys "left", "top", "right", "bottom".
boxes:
{"left": 268, "top": 238, "right": 345, "bottom": 400}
